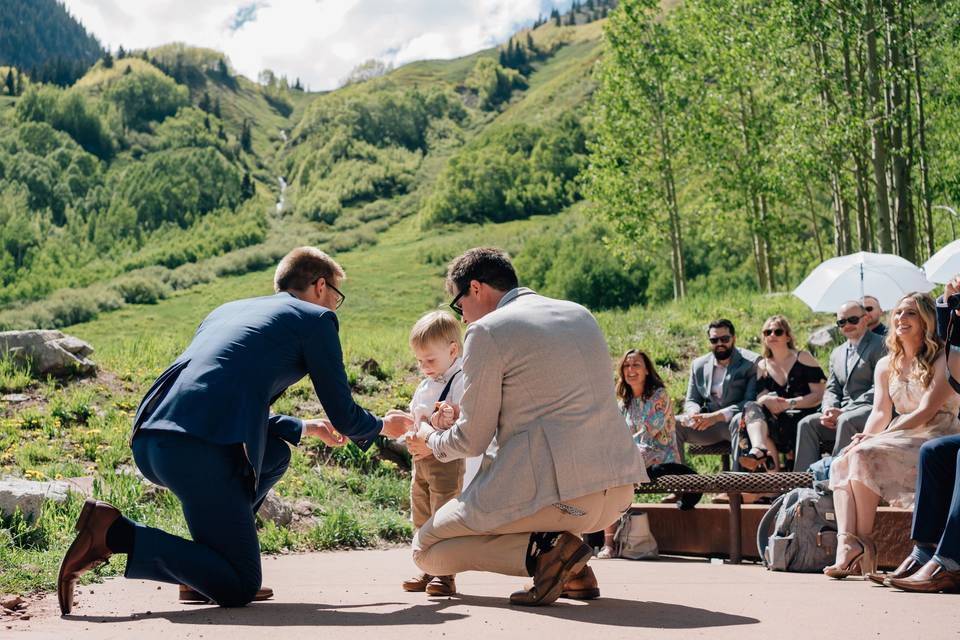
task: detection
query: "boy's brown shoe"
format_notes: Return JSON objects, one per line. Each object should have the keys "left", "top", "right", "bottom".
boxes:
{"left": 425, "top": 575, "right": 456, "bottom": 596}
{"left": 402, "top": 573, "right": 434, "bottom": 592}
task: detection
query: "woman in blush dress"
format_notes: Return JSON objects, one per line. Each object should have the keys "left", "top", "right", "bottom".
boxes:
{"left": 825, "top": 293, "right": 960, "bottom": 579}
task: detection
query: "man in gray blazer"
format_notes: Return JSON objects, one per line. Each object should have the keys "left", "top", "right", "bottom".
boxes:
{"left": 794, "top": 301, "right": 886, "bottom": 471}
{"left": 406, "top": 248, "right": 646, "bottom": 606}
{"left": 677, "top": 319, "right": 760, "bottom": 468}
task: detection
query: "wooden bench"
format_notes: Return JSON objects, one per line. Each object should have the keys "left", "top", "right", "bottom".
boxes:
{"left": 635, "top": 471, "right": 814, "bottom": 563}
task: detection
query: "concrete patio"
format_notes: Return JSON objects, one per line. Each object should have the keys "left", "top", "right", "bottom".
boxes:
{"left": 8, "top": 547, "right": 958, "bottom": 640}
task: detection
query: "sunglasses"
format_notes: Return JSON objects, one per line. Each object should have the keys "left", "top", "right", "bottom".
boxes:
{"left": 708, "top": 335, "right": 733, "bottom": 345}
{"left": 836, "top": 315, "right": 862, "bottom": 328}
{"left": 763, "top": 328, "right": 785, "bottom": 337}
{"left": 864, "top": 306, "right": 875, "bottom": 313}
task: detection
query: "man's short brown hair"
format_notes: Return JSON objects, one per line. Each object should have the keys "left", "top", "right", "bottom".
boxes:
{"left": 274, "top": 247, "right": 345, "bottom": 293}
{"left": 409, "top": 311, "right": 462, "bottom": 350}
{"left": 445, "top": 247, "right": 518, "bottom": 296}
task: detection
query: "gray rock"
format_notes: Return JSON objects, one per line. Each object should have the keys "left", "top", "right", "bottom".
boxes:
{"left": 1, "top": 394, "right": 30, "bottom": 403}
{"left": 258, "top": 490, "right": 293, "bottom": 526}
{"left": 807, "top": 325, "right": 840, "bottom": 353}
{"left": 0, "top": 478, "right": 71, "bottom": 521}
{"left": 0, "top": 330, "right": 96, "bottom": 377}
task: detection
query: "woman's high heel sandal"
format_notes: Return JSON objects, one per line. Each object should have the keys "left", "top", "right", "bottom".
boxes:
{"left": 824, "top": 534, "right": 875, "bottom": 579}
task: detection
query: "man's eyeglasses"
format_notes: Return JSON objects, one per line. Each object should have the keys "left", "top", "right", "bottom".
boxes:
{"left": 836, "top": 315, "right": 862, "bottom": 328}
{"left": 313, "top": 278, "right": 346, "bottom": 310}
{"left": 449, "top": 288, "right": 467, "bottom": 318}
{"left": 864, "top": 305, "right": 875, "bottom": 313}
{"left": 708, "top": 335, "right": 733, "bottom": 345}
{"left": 763, "top": 328, "right": 785, "bottom": 337}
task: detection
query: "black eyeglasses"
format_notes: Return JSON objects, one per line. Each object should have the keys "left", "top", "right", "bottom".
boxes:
{"left": 836, "top": 315, "right": 862, "bottom": 328}
{"left": 449, "top": 288, "right": 467, "bottom": 318}
{"left": 708, "top": 335, "right": 733, "bottom": 345}
{"left": 763, "top": 328, "right": 785, "bottom": 337}
{"left": 313, "top": 278, "right": 345, "bottom": 310}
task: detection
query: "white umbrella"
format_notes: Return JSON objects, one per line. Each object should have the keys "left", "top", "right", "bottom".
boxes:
{"left": 923, "top": 239, "right": 960, "bottom": 284}
{"left": 793, "top": 251, "right": 934, "bottom": 313}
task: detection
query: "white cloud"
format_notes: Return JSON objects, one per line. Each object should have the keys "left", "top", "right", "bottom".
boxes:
{"left": 61, "top": 0, "right": 574, "bottom": 90}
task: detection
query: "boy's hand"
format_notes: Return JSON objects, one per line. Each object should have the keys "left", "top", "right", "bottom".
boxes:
{"left": 406, "top": 423, "right": 435, "bottom": 460}
{"left": 430, "top": 402, "right": 460, "bottom": 429}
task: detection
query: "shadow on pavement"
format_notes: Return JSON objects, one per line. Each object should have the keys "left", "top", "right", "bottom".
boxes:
{"left": 64, "top": 595, "right": 758, "bottom": 629}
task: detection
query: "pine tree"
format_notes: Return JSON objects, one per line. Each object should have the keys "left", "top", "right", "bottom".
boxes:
{"left": 551, "top": 8, "right": 561, "bottom": 26}
{"left": 102, "top": 49, "right": 113, "bottom": 69}
{"left": 240, "top": 118, "right": 252, "bottom": 152}
{"left": 14, "top": 69, "right": 23, "bottom": 95}
{"left": 499, "top": 48, "right": 508, "bottom": 67}
{"left": 117, "top": 45, "right": 126, "bottom": 59}
{"left": 217, "top": 58, "right": 229, "bottom": 80}
{"left": 4, "top": 68, "right": 13, "bottom": 96}
{"left": 199, "top": 91, "right": 212, "bottom": 113}
{"left": 293, "top": 77, "right": 303, "bottom": 91}
{"left": 526, "top": 32, "right": 535, "bottom": 53}
{"left": 213, "top": 96, "right": 222, "bottom": 118}
{"left": 203, "top": 114, "right": 210, "bottom": 131}
{"left": 217, "top": 124, "right": 227, "bottom": 141}
{"left": 240, "top": 172, "right": 255, "bottom": 200}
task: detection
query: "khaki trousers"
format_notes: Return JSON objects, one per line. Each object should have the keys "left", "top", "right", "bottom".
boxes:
{"left": 412, "top": 484, "right": 634, "bottom": 577}
{"left": 411, "top": 455, "right": 464, "bottom": 528}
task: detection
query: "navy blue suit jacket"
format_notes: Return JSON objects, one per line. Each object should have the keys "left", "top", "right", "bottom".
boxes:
{"left": 937, "top": 295, "right": 960, "bottom": 345}
{"left": 132, "top": 292, "right": 382, "bottom": 488}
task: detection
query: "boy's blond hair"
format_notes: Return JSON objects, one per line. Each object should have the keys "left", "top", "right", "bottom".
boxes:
{"left": 409, "top": 311, "right": 462, "bottom": 350}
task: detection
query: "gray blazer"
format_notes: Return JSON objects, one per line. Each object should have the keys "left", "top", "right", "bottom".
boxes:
{"left": 822, "top": 330, "right": 886, "bottom": 411}
{"left": 428, "top": 288, "right": 647, "bottom": 531}
{"left": 683, "top": 347, "right": 760, "bottom": 417}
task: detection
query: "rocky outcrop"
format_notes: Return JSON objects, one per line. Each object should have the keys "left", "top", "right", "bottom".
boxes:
{"left": 0, "top": 330, "right": 96, "bottom": 377}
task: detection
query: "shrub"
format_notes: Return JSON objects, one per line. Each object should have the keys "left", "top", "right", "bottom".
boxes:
{"left": 111, "top": 275, "right": 173, "bottom": 305}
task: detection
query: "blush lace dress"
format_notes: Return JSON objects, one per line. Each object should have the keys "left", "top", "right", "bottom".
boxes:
{"left": 830, "top": 370, "right": 960, "bottom": 508}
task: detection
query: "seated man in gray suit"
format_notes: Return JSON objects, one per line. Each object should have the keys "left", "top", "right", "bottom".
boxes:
{"left": 406, "top": 247, "right": 646, "bottom": 606}
{"left": 677, "top": 319, "right": 760, "bottom": 468}
{"left": 56, "top": 247, "right": 410, "bottom": 614}
{"left": 794, "top": 300, "right": 886, "bottom": 471}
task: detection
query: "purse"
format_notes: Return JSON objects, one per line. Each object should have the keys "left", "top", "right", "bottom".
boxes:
{"left": 614, "top": 510, "right": 659, "bottom": 560}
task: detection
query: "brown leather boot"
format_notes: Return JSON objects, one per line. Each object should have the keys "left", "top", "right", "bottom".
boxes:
{"left": 866, "top": 555, "right": 923, "bottom": 587}
{"left": 401, "top": 573, "right": 433, "bottom": 592}
{"left": 179, "top": 585, "right": 274, "bottom": 603}
{"left": 509, "top": 532, "right": 592, "bottom": 606}
{"left": 57, "top": 499, "right": 122, "bottom": 615}
{"left": 561, "top": 565, "right": 600, "bottom": 599}
{"left": 425, "top": 574, "right": 456, "bottom": 596}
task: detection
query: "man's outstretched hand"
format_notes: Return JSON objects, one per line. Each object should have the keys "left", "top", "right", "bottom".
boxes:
{"left": 406, "top": 423, "right": 435, "bottom": 460}
{"left": 382, "top": 410, "right": 414, "bottom": 438}
{"left": 303, "top": 419, "right": 348, "bottom": 447}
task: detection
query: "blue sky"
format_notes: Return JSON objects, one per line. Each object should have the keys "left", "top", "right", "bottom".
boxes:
{"left": 61, "top": 0, "right": 574, "bottom": 90}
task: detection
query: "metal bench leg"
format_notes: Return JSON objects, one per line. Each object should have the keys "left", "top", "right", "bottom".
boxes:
{"left": 728, "top": 493, "right": 742, "bottom": 564}
{"left": 721, "top": 453, "right": 730, "bottom": 471}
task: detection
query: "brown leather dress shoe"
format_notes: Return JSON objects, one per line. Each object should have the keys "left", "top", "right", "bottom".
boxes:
{"left": 866, "top": 555, "right": 923, "bottom": 587}
{"left": 402, "top": 573, "right": 434, "bottom": 592}
{"left": 57, "top": 499, "right": 122, "bottom": 615}
{"left": 509, "top": 532, "right": 592, "bottom": 606}
{"left": 889, "top": 559, "right": 960, "bottom": 593}
{"left": 425, "top": 575, "right": 456, "bottom": 596}
{"left": 179, "top": 585, "right": 274, "bottom": 603}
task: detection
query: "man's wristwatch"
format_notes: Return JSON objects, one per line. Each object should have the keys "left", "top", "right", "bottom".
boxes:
{"left": 788, "top": 398, "right": 798, "bottom": 409}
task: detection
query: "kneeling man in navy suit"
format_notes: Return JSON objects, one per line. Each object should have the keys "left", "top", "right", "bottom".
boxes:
{"left": 57, "top": 247, "right": 409, "bottom": 614}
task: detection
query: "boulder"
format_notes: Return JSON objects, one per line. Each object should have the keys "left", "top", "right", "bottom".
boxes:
{"left": 807, "top": 325, "right": 840, "bottom": 354}
{"left": 0, "top": 478, "right": 71, "bottom": 521}
{"left": 0, "top": 330, "right": 96, "bottom": 377}
{"left": 258, "top": 490, "right": 293, "bottom": 526}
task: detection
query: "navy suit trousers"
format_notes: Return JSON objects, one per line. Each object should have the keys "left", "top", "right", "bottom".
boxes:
{"left": 912, "top": 434, "right": 960, "bottom": 561}
{"left": 125, "top": 430, "right": 291, "bottom": 606}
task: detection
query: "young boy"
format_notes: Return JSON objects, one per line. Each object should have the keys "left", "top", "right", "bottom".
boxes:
{"left": 401, "top": 311, "right": 465, "bottom": 596}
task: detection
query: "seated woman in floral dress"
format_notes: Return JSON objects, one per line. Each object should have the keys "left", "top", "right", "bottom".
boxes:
{"left": 597, "top": 349, "right": 679, "bottom": 559}
{"left": 738, "top": 315, "right": 826, "bottom": 472}
{"left": 825, "top": 292, "right": 960, "bottom": 579}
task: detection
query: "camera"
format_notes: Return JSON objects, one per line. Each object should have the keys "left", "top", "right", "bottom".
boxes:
{"left": 949, "top": 294, "right": 960, "bottom": 310}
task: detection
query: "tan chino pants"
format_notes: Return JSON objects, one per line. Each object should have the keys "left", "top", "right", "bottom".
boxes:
{"left": 412, "top": 484, "right": 634, "bottom": 577}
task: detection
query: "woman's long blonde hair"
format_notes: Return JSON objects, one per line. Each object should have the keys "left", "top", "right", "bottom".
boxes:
{"left": 761, "top": 315, "right": 797, "bottom": 359}
{"left": 886, "top": 292, "right": 943, "bottom": 388}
